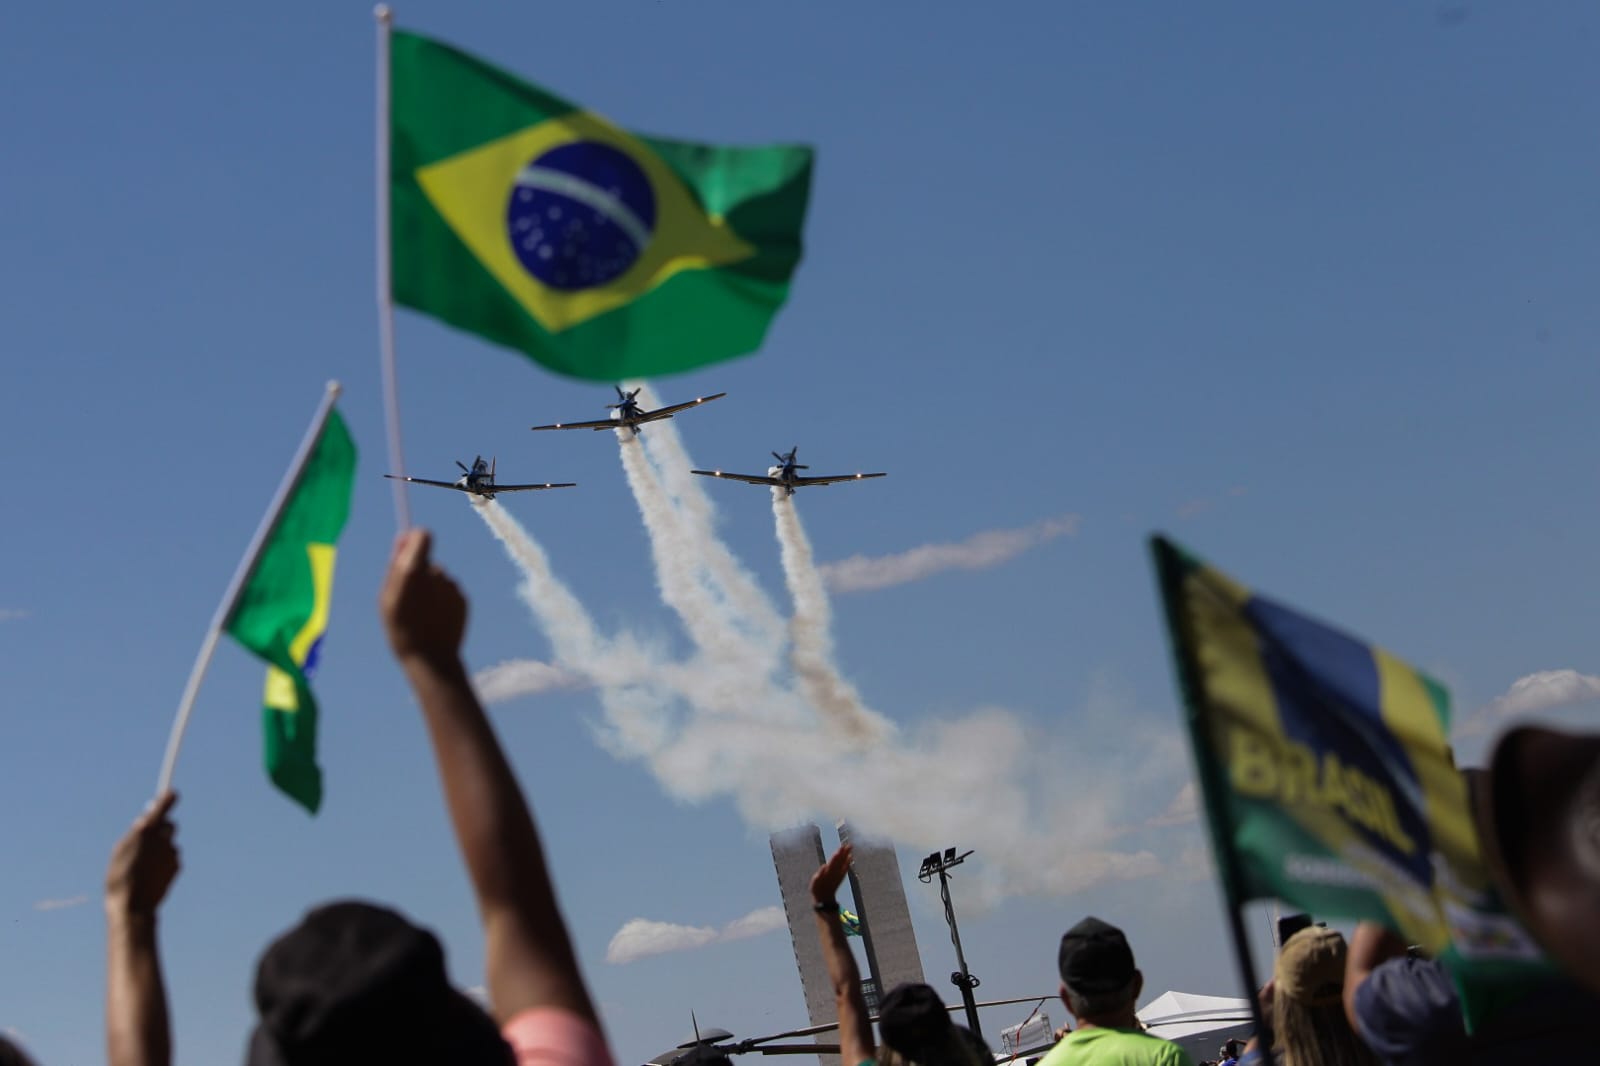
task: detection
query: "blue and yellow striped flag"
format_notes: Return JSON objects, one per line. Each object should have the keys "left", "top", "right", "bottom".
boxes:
{"left": 1150, "top": 536, "right": 1549, "bottom": 1025}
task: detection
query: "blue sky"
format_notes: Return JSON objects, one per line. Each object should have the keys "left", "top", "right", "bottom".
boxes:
{"left": 5, "top": 2, "right": 1600, "bottom": 1063}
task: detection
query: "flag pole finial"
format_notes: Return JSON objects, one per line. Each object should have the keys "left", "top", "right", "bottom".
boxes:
{"left": 374, "top": 5, "right": 392, "bottom": 25}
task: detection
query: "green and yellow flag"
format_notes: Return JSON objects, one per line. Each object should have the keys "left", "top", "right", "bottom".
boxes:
{"left": 390, "top": 30, "right": 815, "bottom": 382}
{"left": 225, "top": 410, "right": 356, "bottom": 813}
{"left": 1150, "top": 535, "right": 1552, "bottom": 1027}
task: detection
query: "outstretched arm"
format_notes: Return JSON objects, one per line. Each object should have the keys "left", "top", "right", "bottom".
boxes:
{"left": 105, "top": 791, "right": 180, "bottom": 1066}
{"left": 811, "top": 845, "right": 875, "bottom": 1066}
{"left": 380, "top": 528, "right": 597, "bottom": 1026}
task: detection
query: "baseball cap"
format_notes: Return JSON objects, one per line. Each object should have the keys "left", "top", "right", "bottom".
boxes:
{"left": 877, "top": 983, "right": 952, "bottom": 1055}
{"left": 1057, "top": 917, "right": 1136, "bottom": 995}
{"left": 245, "top": 900, "right": 511, "bottom": 1066}
{"left": 1275, "top": 926, "right": 1347, "bottom": 1006}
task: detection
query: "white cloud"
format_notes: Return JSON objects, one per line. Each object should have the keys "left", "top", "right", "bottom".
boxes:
{"left": 1459, "top": 669, "right": 1600, "bottom": 736}
{"left": 33, "top": 894, "right": 88, "bottom": 911}
{"left": 818, "top": 516, "right": 1079, "bottom": 594}
{"left": 0, "top": 608, "right": 28, "bottom": 623}
{"left": 606, "top": 906, "right": 789, "bottom": 963}
{"left": 606, "top": 918, "right": 720, "bottom": 963}
{"left": 719, "top": 905, "right": 786, "bottom": 942}
{"left": 473, "top": 659, "right": 584, "bottom": 704}
{"left": 1146, "top": 782, "right": 1198, "bottom": 828}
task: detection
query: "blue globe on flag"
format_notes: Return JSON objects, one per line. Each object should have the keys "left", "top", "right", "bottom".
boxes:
{"left": 506, "top": 141, "right": 657, "bottom": 291}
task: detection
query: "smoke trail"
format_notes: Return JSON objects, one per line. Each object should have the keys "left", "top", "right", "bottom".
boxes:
{"left": 820, "top": 516, "right": 1080, "bottom": 594}
{"left": 473, "top": 658, "right": 583, "bottom": 703}
{"left": 772, "top": 491, "right": 892, "bottom": 743}
{"left": 470, "top": 472, "right": 1172, "bottom": 902}
{"left": 616, "top": 435, "right": 750, "bottom": 663}
{"left": 472, "top": 499, "right": 603, "bottom": 665}
{"left": 629, "top": 382, "right": 786, "bottom": 646}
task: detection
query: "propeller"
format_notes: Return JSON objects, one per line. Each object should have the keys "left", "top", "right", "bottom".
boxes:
{"left": 645, "top": 1017, "right": 841, "bottom": 1066}
{"left": 773, "top": 448, "right": 807, "bottom": 470}
{"left": 456, "top": 460, "right": 471, "bottom": 474}
{"left": 607, "top": 386, "right": 642, "bottom": 409}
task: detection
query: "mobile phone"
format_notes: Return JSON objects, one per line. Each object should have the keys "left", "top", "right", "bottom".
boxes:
{"left": 1276, "top": 912, "right": 1313, "bottom": 945}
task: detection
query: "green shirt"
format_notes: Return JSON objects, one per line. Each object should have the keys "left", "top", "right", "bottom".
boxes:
{"left": 1036, "top": 1027, "right": 1194, "bottom": 1066}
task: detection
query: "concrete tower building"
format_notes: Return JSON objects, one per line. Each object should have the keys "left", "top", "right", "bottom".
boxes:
{"left": 837, "top": 821, "right": 926, "bottom": 1012}
{"left": 770, "top": 822, "right": 926, "bottom": 1058}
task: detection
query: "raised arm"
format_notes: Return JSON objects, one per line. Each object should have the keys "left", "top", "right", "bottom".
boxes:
{"left": 105, "top": 791, "right": 180, "bottom": 1066}
{"left": 1343, "top": 921, "right": 1408, "bottom": 1033}
{"left": 379, "top": 528, "right": 597, "bottom": 1026}
{"left": 810, "top": 845, "right": 875, "bottom": 1066}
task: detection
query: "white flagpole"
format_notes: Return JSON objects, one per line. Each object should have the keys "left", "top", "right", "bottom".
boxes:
{"left": 154, "top": 381, "right": 345, "bottom": 796}
{"left": 375, "top": 4, "right": 411, "bottom": 530}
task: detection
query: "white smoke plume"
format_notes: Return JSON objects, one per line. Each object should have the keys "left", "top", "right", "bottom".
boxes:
{"left": 618, "top": 434, "right": 772, "bottom": 675}
{"left": 820, "top": 516, "right": 1080, "bottom": 594}
{"left": 631, "top": 382, "right": 786, "bottom": 648}
{"left": 469, "top": 457, "right": 1169, "bottom": 902}
{"left": 33, "top": 894, "right": 88, "bottom": 912}
{"left": 772, "top": 490, "right": 892, "bottom": 743}
{"left": 605, "top": 905, "right": 788, "bottom": 964}
{"left": 473, "top": 659, "right": 584, "bottom": 703}
{"left": 1457, "top": 669, "right": 1600, "bottom": 736}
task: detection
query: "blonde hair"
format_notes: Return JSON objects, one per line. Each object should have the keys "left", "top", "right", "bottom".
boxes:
{"left": 1271, "top": 996, "right": 1376, "bottom": 1066}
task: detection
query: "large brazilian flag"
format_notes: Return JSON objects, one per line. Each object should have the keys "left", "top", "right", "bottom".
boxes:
{"left": 389, "top": 30, "right": 815, "bottom": 382}
{"left": 1150, "top": 535, "right": 1551, "bottom": 1028}
{"left": 225, "top": 411, "right": 356, "bottom": 814}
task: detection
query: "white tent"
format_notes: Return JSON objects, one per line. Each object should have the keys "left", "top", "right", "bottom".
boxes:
{"left": 1137, "top": 991, "right": 1255, "bottom": 1061}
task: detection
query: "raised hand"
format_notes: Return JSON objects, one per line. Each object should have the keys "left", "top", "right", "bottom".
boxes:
{"left": 810, "top": 844, "right": 853, "bottom": 905}
{"left": 105, "top": 792, "right": 180, "bottom": 917}
{"left": 379, "top": 528, "right": 468, "bottom": 666}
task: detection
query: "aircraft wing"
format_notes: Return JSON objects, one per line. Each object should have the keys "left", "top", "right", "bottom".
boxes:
{"left": 485, "top": 482, "right": 578, "bottom": 492}
{"left": 635, "top": 392, "right": 727, "bottom": 424}
{"left": 792, "top": 473, "right": 888, "bottom": 487}
{"left": 691, "top": 470, "right": 783, "bottom": 487}
{"left": 383, "top": 475, "right": 470, "bottom": 491}
{"left": 530, "top": 417, "right": 618, "bottom": 431}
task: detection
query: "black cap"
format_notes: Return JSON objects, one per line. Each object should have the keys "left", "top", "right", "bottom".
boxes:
{"left": 1058, "top": 917, "right": 1136, "bottom": 995}
{"left": 246, "top": 900, "right": 510, "bottom": 1066}
{"left": 877, "top": 983, "right": 952, "bottom": 1057}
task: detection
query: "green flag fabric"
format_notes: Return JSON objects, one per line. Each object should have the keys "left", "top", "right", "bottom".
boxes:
{"left": 1150, "top": 535, "right": 1553, "bottom": 1028}
{"left": 225, "top": 410, "right": 356, "bottom": 813}
{"left": 389, "top": 29, "right": 815, "bottom": 382}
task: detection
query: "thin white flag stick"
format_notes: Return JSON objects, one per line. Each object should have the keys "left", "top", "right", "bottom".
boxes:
{"left": 375, "top": 3, "right": 410, "bottom": 530}
{"left": 154, "top": 382, "right": 345, "bottom": 797}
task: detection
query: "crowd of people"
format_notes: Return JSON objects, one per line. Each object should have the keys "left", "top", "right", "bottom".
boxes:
{"left": 2, "top": 528, "right": 1598, "bottom": 1066}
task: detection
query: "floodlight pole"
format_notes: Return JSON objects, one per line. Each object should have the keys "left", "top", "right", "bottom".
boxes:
{"left": 920, "top": 849, "right": 982, "bottom": 1039}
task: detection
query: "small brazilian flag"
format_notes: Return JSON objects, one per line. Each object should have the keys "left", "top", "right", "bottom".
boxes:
{"left": 389, "top": 30, "right": 815, "bottom": 382}
{"left": 840, "top": 909, "right": 862, "bottom": 938}
{"left": 225, "top": 410, "right": 356, "bottom": 813}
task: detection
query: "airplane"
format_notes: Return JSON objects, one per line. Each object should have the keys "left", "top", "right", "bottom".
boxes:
{"left": 530, "top": 385, "right": 727, "bottom": 436}
{"left": 382, "top": 456, "right": 576, "bottom": 500}
{"left": 691, "top": 447, "right": 886, "bottom": 497}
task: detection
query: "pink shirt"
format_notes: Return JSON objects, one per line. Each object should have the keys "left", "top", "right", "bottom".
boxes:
{"left": 502, "top": 1007, "right": 616, "bottom": 1066}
